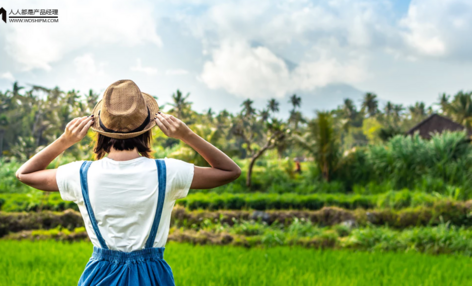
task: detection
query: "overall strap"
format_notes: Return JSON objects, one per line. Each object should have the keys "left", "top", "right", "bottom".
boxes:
{"left": 80, "top": 161, "right": 108, "bottom": 249}
{"left": 145, "top": 159, "right": 167, "bottom": 249}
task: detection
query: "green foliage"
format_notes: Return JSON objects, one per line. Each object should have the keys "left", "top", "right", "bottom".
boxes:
{"left": 335, "top": 131, "right": 472, "bottom": 197}
{"left": 3, "top": 241, "right": 472, "bottom": 286}
{"left": 0, "top": 157, "right": 36, "bottom": 193}
{"left": 0, "top": 190, "right": 451, "bottom": 213}
{"left": 0, "top": 193, "right": 77, "bottom": 212}
{"left": 296, "top": 111, "right": 340, "bottom": 182}
{"left": 175, "top": 191, "right": 445, "bottom": 211}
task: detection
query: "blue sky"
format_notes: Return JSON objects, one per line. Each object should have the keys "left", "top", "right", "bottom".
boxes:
{"left": 1, "top": 0, "right": 471, "bottom": 118}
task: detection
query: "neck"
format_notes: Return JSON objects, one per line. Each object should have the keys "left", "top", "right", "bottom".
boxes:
{"left": 107, "top": 147, "right": 141, "bottom": 161}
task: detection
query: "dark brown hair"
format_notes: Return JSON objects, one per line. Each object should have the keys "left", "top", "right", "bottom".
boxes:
{"left": 93, "top": 129, "right": 154, "bottom": 160}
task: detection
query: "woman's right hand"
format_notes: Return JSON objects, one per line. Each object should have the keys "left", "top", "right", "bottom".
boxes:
{"left": 156, "top": 112, "right": 241, "bottom": 189}
{"left": 154, "top": 112, "right": 192, "bottom": 140}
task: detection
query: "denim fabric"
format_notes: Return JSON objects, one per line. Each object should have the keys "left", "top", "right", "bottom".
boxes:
{"left": 77, "top": 159, "right": 175, "bottom": 286}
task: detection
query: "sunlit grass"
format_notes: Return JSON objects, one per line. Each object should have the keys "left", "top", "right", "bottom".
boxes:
{"left": 1, "top": 240, "right": 472, "bottom": 285}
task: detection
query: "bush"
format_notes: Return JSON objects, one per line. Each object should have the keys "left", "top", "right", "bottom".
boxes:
{"left": 176, "top": 191, "right": 446, "bottom": 211}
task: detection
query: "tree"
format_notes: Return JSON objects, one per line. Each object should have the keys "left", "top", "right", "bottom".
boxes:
{"left": 438, "top": 93, "right": 450, "bottom": 115}
{"left": 230, "top": 100, "right": 289, "bottom": 187}
{"left": 384, "top": 101, "right": 394, "bottom": 118}
{"left": 361, "top": 92, "right": 379, "bottom": 117}
{"left": 378, "top": 103, "right": 404, "bottom": 142}
{"left": 289, "top": 94, "right": 301, "bottom": 109}
{"left": 295, "top": 111, "right": 339, "bottom": 181}
{"left": 408, "top": 102, "right": 428, "bottom": 122}
{"left": 288, "top": 94, "right": 303, "bottom": 130}
{"left": 393, "top": 104, "right": 404, "bottom": 121}
{"left": 168, "top": 90, "right": 193, "bottom": 121}
{"left": 343, "top": 98, "right": 357, "bottom": 120}
{"left": 444, "top": 91, "right": 472, "bottom": 129}
{"left": 267, "top": 98, "right": 279, "bottom": 114}
{"left": 85, "top": 89, "right": 100, "bottom": 111}
{"left": 205, "top": 108, "right": 215, "bottom": 123}
{"left": 241, "top": 99, "right": 256, "bottom": 118}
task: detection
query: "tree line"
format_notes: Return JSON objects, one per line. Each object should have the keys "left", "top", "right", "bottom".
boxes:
{"left": 1, "top": 81, "right": 471, "bottom": 187}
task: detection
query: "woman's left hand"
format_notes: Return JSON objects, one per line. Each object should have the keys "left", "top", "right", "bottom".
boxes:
{"left": 60, "top": 116, "right": 95, "bottom": 145}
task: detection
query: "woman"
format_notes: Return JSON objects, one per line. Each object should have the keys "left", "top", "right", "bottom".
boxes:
{"left": 15, "top": 79, "right": 241, "bottom": 285}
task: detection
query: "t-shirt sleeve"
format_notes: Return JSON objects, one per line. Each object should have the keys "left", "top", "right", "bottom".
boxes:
{"left": 56, "top": 161, "right": 84, "bottom": 203}
{"left": 164, "top": 157, "right": 195, "bottom": 200}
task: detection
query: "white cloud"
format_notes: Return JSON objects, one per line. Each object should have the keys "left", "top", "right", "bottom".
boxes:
{"left": 2, "top": 0, "right": 472, "bottom": 109}
{"left": 201, "top": 42, "right": 290, "bottom": 98}
{"left": 400, "top": 0, "right": 472, "bottom": 58}
{"left": 4, "top": 0, "right": 162, "bottom": 71}
{"left": 70, "top": 53, "right": 112, "bottom": 91}
{"left": 0, "top": 72, "right": 15, "bottom": 82}
{"left": 201, "top": 42, "right": 366, "bottom": 99}
{"left": 74, "top": 54, "right": 106, "bottom": 76}
{"left": 131, "top": 58, "right": 158, "bottom": 75}
{"left": 186, "top": 0, "right": 398, "bottom": 53}
{"left": 165, "top": 69, "right": 189, "bottom": 75}
{"left": 186, "top": 0, "right": 391, "bottom": 98}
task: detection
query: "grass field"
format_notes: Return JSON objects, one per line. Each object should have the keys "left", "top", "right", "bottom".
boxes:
{"left": 2, "top": 241, "right": 472, "bottom": 285}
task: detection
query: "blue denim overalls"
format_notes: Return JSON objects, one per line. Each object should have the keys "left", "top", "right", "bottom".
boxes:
{"left": 77, "top": 159, "right": 175, "bottom": 286}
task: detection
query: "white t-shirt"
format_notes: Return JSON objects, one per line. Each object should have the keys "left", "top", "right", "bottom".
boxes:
{"left": 56, "top": 156, "right": 194, "bottom": 252}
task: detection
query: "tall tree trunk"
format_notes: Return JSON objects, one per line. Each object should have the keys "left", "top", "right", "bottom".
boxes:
{"left": 246, "top": 144, "right": 273, "bottom": 187}
{"left": 246, "top": 155, "right": 258, "bottom": 187}
{"left": 322, "top": 160, "right": 329, "bottom": 182}
{"left": 0, "top": 129, "right": 4, "bottom": 158}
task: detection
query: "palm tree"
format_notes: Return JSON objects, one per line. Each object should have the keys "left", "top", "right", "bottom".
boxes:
{"left": 447, "top": 91, "right": 472, "bottom": 129}
{"left": 289, "top": 110, "right": 304, "bottom": 130}
{"left": 168, "top": 89, "right": 192, "bottom": 120}
{"left": 295, "top": 111, "right": 339, "bottom": 181}
{"left": 438, "top": 93, "right": 450, "bottom": 115}
{"left": 408, "top": 102, "right": 427, "bottom": 122}
{"left": 6, "top": 81, "right": 25, "bottom": 99}
{"left": 259, "top": 109, "right": 270, "bottom": 122}
{"left": 343, "top": 98, "right": 357, "bottom": 120}
{"left": 339, "top": 98, "right": 361, "bottom": 135}
{"left": 205, "top": 108, "right": 215, "bottom": 122}
{"left": 361, "top": 92, "right": 378, "bottom": 117}
{"left": 267, "top": 98, "right": 279, "bottom": 114}
{"left": 384, "top": 101, "right": 394, "bottom": 118}
{"left": 393, "top": 104, "right": 404, "bottom": 118}
{"left": 215, "top": 109, "right": 231, "bottom": 127}
{"left": 86, "top": 89, "right": 100, "bottom": 111}
{"left": 288, "top": 94, "right": 302, "bottom": 130}
{"left": 241, "top": 99, "right": 256, "bottom": 118}
{"left": 289, "top": 94, "right": 301, "bottom": 110}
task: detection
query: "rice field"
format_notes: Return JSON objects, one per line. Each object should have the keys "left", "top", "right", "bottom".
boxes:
{"left": 1, "top": 240, "right": 472, "bottom": 285}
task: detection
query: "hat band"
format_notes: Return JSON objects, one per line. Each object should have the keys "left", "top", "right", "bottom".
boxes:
{"left": 98, "top": 107, "right": 150, "bottom": 134}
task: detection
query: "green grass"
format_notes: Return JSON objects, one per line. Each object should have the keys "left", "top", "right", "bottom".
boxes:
{"left": 0, "top": 189, "right": 448, "bottom": 212}
{"left": 2, "top": 241, "right": 472, "bottom": 285}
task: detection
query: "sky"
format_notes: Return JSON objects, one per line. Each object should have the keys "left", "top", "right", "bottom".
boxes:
{"left": 0, "top": 0, "right": 471, "bottom": 118}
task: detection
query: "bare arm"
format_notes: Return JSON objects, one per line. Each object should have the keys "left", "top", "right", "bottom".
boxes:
{"left": 15, "top": 116, "right": 95, "bottom": 191}
{"left": 155, "top": 112, "right": 241, "bottom": 189}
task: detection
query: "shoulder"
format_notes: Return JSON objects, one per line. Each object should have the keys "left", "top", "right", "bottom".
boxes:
{"left": 162, "top": 157, "right": 194, "bottom": 172}
{"left": 161, "top": 157, "right": 194, "bottom": 200}
{"left": 57, "top": 160, "right": 86, "bottom": 173}
{"left": 56, "top": 160, "right": 86, "bottom": 202}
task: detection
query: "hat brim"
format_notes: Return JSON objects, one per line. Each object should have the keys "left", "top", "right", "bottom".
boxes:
{"left": 90, "top": 92, "right": 160, "bottom": 139}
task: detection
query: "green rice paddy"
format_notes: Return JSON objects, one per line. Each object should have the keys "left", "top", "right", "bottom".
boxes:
{"left": 1, "top": 240, "right": 472, "bottom": 285}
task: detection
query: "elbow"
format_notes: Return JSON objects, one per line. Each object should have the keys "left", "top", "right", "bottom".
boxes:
{"left": 231, "top": 166, "right": 242, "bottom": 181}
{"left": 15, "top": 169, "right": 23, "bottom": 182}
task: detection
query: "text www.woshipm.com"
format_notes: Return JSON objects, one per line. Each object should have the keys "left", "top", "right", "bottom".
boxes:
{"left": 9, "top": 18, "right": 59, "bottom": 23}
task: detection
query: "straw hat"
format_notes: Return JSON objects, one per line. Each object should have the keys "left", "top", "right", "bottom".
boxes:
{"left": 90, "top": 79, "right": 159, "bottom": 139}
